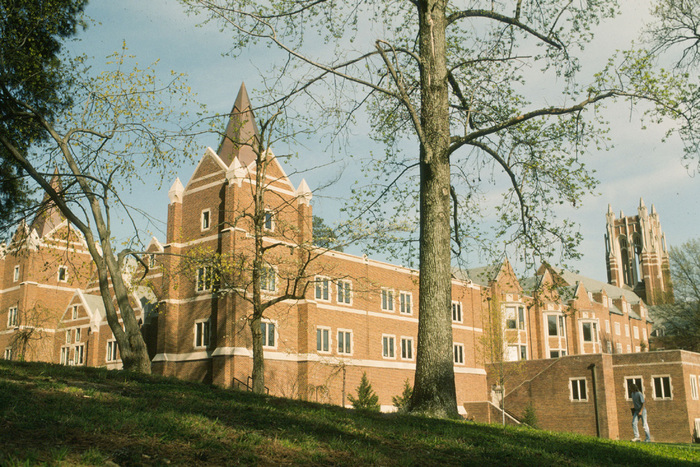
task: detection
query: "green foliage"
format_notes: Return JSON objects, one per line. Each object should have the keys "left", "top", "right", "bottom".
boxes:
{"left": 312, "top": 215, "right": 343, "bottom": 251}
{"left": 522, "top": 402, "right": 539, "bottom": 429}
{"left": 347, "top": 372, "right": 380, "bottom": 412}
{"left": 391, "top": 378, "right": 413, "bottom": 411}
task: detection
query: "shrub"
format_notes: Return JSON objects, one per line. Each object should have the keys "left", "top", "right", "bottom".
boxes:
{"left": 391, "top": 378, "right": 413, "bottom": 411}
{"left": 347, "top": 372, "right": 380, "bottom": 411}
{"left": 522, "top": 402, "right": 539, "bottom": 429}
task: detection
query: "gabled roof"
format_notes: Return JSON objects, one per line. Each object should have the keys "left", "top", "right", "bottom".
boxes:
{"left": 217, "top": 82, "right": 260, "bottom": 167}
{"left": 30, "top": 170, "right": 65, "bottom": 238}
{"left": 453, "top": 264, "right": 502, "bottom": 287}
{"left": 545, "top": 266, "right": 644, "bottom": 306}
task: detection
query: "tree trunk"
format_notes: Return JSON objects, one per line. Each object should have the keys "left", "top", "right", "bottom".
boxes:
{"left": 249, "top": 313, "right": 266, "bottom": 393}
{"left": 409, "top": 0, "right": 459, "bottom": 418}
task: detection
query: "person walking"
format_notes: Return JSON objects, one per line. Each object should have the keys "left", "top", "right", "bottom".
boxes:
{"left": 630, "top": 383, "right": 651, "bottom": 442}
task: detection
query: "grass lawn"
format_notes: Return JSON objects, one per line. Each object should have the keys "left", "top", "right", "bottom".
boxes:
{"left": 0, "top": 360, "right": 698, "bottom": 466}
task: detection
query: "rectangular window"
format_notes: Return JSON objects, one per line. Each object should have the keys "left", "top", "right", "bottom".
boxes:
{"left": 518, "top": 307, "right": 526, "bottom": 330}
{"left": 570, "top": 378, "right": 587, "bottom": 401}
{"left": 75, "top": 344, "right": 85, "bottom": 365}
{"left": 452, "top": 301, "right": 463, "bottom": 323}
{"left": 316, "top": 327, "right": 330, "bottom": 353}
{"left": 506, "top": 345, "right": 519, "bottom": 361}
{"left": 382, "top": 335, "right": 396, "bottom": 359}
{"left": 337, "top": 280, "right": 351, "bottom": 304}
{"left": 633, "top": 326, "right": 639, "bottom": 339}
{"left": 691, "top": 375, "right": 699, "bottom": 401}
{"left": 401, "top": 337, "right": 414, "bottom": 360}
{"left": 315, "top": 277, "right": 330, "bottom": 301}
{"left": 615, "top": 322, "right": 621, "bottom": 336}
{"left": 605, "top": 320, "right": 611, "bottom": 333}
{"left": 74, "top": 328, "right": 81, "bottom": 343}
{"left": 625, "top": 324, "right": 630, "bottom": 337}
{"left": 60, "top": 347, "right": 69, "bottom": 365}
{"left": 13, "top": 265, "right": 19, "bottom": 282}
{"left": 7, "top": 306, "right": 18, "bottom": 327}
{"left": 550, "top": 350, "right": 560, "bottom": 358}
{"left": 196, "top": 266, "right": 212, "bottom": 292}
{"left": 582, "top": 322, "right": 598, "bottom": 343}
{"left": 453, "top": 343, "right": 464, "bottom": 364}
{"left": 65, "top": 330, "right": 70, "bottom": 344}
{"left": 264, "top": 210, "right": 274, "bottom": 230}
{"left": 399, "top": 292, "right": 412, "bottom": 315}
{"left": 337, "top": 330, "right": 352, "bottom": 355}
{"left": 72, "top": 305, "right": 79, "bottom": 320}
{"left": 505, "top": 306, "right": 517, "bottom": 329}
{"left": 260, "top": 266, "right": 276, "bottom": 292}
{"left": 547, "top": 315, "right": 565, "bottom": 337}
{"left": 607, "top": 341, "right": 612, "bottom": 353}
{"left": 106, "top": 340, "right": 118, "bottom": 362}
{"left": 194, "top": 320, "right": 211, "bottom": 348}
{"left": 381, "top": 289, "right": 394, "bottom": 311}
{"left": 148, "top": 254, "right": 157, "bottom": 268}
{"left": 616, "top": 342, "right": 623, "bottom": 353}
{"left": 643, "top": 328, "right": 647, "bottom": 341}
{"left": 625, "top": 377, "right": 643, "bottom": 399}
{"left": 3, "top": 348, "right": 11, "bottom": 360}
{"left": 201, "top": 209, "right": 211, "bottom": 230}
{"left": 261, "top": 321, "right": 276, "bottom": 348}
{"left": 58, "top": 266, "right": 67, "bottom": 282}
{"left": 653, "top": 376, "right": 672, "bottom": 400}
{"left": 520, "top": 345, "right": 527, "bottom": 360}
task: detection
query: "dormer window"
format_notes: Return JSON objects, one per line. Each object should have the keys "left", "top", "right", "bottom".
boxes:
{"left": 201, "top": 209, "right": 211, "bottom": 231}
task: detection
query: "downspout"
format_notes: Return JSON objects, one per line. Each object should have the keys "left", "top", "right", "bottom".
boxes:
{"left": 588, "top": 363, "right": 601, "bottom": 437}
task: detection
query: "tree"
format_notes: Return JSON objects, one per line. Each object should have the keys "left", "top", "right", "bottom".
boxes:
{"left": 392, "top": 378, "right": 413, "bottom": 412}
{"left": 184, "top": 0, "right": 700, "bottom": 417}
{"left": 0, "top": 0, "right": 88, "bottom": 233}
{"left": 0, "top": 48, "right": 200, "bottom": 372}
{"left": 347, "top": 372, "right": 380, "bottom": 412}
{"left": 651, "top": 238, "right": 700, "bottom": 351}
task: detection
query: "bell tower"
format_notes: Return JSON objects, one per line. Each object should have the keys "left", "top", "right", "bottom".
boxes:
{"left": 605, "top": 199, "right": 673, "bottom": 305}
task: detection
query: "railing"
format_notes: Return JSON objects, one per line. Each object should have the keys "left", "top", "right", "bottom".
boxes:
{"left": 232, "top": 376, "right": 269, "bottom": 394}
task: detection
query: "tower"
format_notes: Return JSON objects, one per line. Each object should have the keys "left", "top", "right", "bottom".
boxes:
{"left": 604, "top": 199, "right": 673, "bottom": 305}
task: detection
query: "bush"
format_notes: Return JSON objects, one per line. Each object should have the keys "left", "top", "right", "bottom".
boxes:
{"left": 347, "top": 372, "right": 380, "bottom": 411}
{"left": 391, "top": 378, "right": 413, "bottom": 411}
{"left": 522, "top": 402, "right": 539, "bottom": 429}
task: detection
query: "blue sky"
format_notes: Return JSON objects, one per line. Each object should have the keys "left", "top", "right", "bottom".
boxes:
{"left": 65, "top": 0, "right": 700, "bottom": 282}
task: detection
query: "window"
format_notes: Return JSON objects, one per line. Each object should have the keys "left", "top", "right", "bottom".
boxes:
{"left": 550, "top": 350, "right": 564, "bottom": 358}
{"left": 453, "top": 343, "right": 464, "bottom": 364}
{"left": 452, "top": 301, "right": 463, "bottom": 323}
{"left": 505, "top": 306, "right": 517, "bottom": 329}
{"left": 74, "top": 328, "right": 81, "bottom": 343}
{"left": 7, "top": 306, "right": 18, "bottom": 327}
{"left": 518, "top": 307, "right": 526, "bottom": 330}
{"left": 71, "top": 305, "right": 79, "bottom": 320}
{"left": 315, "top": 277, "right": 330, "bottom": 301}
{"left": 58, "top": 266, "right": 67, "bottom": 282}
{"left": 547, "top": 314, "right": 565, "bottom": 337}
{"left": 201, "top": 209, "right": 211, "bottom": 230}
{"left": 399, "top": 292, "right": 412, "bottom": 315}
{"left": 401, "top": 337, "right": 414, "bottom": 360}
{"left": 625, "top": 377, "right": 643, "bottom": 399}
{"left": 381, "top": 289, "right": 394, "bottom": 311}
{"left": 643, "top": 328, "right": 647, "bottom": 341}
{"left": 337, "top": 330, "right": 352, "bottom": 355}
{"left": 60, "top": 347, "right": 69, "bottom": 365}
{"left": 616, "top": 342, "right": 623, "bottom": 353}
{"left": 615, "top": 322, "right": 621, "bottom": 336}
{"left": 520, "top": 345, "right": 527, "bottom": 360}
{"left": 316, "top": 327, "right": 330, "bottom": 353}
{"left": 3, "top": 348, "right": 11, "bottom": 360}
{"left": 587, "top": 291, "right": 593, "bottom": 301}
{"left": 261, "top": 321, "right": 276, "bottom": 348}
{"left": 260, "top": 266, "right": 276, "bottom": 292}
{"left": 605, "top": 320, "right": 611, "bottom": 333}
{"left": 148, "top": 254, "right": 157, "bottom": 268}
{"left": 264, "top": 210, "right": 274, "bottom": 230}
{"left": 582, "top": 321, "right": 598, "bottom": 343}
{"left": 652, "top": 376, "right": 672, "bottom": 400}
{"left": 75, "top": 344, "right": 85, "bottom": 365}
{"left": 65, "top": 330, "right": 70, "bottom": 344}
{"left": 382, "top": 335, "right": 396, "bottom": 358}
{"left": 106, "top": 340, "right": 118, "bottom": 362}
{"left": 691, "top": 375, "right": 699, "bottom": 401}
{"left": 633, "top": 326, "right": 639, "bottom": 339}
{"left": 337, "top": 280, "right": 351, "bottom": 304}
{"left": 570, "top": 378, "right": 587, "bottom": 401}
{"left": 635, "top": 346, "right": 640, "bottom": 353}
{"left": 196, "top": 266, "right": 212, "bottom": 292}
{"left": 625, "top": 324, "right": 630, "bottom": 337}
{"left": 194, "top": 319, "right": 211, "bottom": 348}
{"left": 506, "top": 345, "right": 519, "bottom": 361}
{"left": 13, "top": 265, "right": 19, "bottom": 282}
{"left": 606, "top": 341, "right": 612, "bottom": 353}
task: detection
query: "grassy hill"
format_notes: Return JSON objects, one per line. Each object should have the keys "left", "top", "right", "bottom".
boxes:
{"left": 0, "top": 361, "right": 698, "bottom": 466}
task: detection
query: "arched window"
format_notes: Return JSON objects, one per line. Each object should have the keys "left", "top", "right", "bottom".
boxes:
{"left": 619, "top": 237, "right": 634, "bottom": 287}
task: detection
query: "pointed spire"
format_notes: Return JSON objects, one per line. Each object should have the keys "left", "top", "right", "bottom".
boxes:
{"left": 217, "top": 82, "right": 260, "bottom": 167}
{"left": 651, "top": 203, "right": 657, "bottom": 215}
{"left": 30, "top": 168, "right": 65, "bottom": 238}
{"left": 639, "top": 197, "right": 645, "bottom": 208}
{"left": 168, "top": 178, "right": 184, "bottom": 204}
{"left": 296, "top": 179, "right": 313, "bottom": 205}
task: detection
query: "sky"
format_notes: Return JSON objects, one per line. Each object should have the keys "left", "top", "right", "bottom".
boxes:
{"left": 63, "top": 0, "right": 700, "bottom": 282}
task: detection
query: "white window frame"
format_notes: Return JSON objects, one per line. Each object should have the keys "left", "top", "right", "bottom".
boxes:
{"left": 65, "top": 330, "right": 71, "bottom": 344}
{"left": 316, "top": 326, "right": 331, "bottom": 354}
{"left": 616, "top": 342, "right": 623, "bottom": 353}
{"left": 337, "top": 280, "right": 352, "bottom": 305}
{"left": 106, "top": 340, "right": 119, "bottom": 362}
{"left": 624, "top": 376, "right": 644, "bottom": 400}
{"left": 614, "top": 322, "right": 621, "bottom": 336}
{"left": 74, "top": 328, "right": 81, "bottom": 343}
{"left": 643, "top": 328, "right": 648, "bottom": 341}
{"left": 399, "top": 291, "right": 412, "bottom": 315}
{"left": 71, "top": 305, "right": 79, "bottom": 320}
{"left": 453, "top": 343, "right": 465, "bottom": 365}
{"left": 381, "top": 288, "right": 394, "bottom": 311}
{"left": 201, "top": 209, "right": 211, "bottom": 231}
{"left": 148, "top": 254, "right": 157, "bottom": 268}
{"left": 382, "top": 334, "right": 396, "bottom": 359}
{"left": 633, "top": 326, "right": 639, "bottom": 339}
{"left": 452, "top": 301, "right": 463, "bottom": 323}
{"left": 504, "top": 306, "right": 517, "bottom": 329}
{"left": 196, "top": 266, "right": 213, "bottom": 293}
{"left": 194, "top": 319, "right": 211, "bottom": 349}
{"left": 13, "top": 265, "right": 19, "bottom": 282}
{"left": 606, "top": 341, "right": 612, "bottom": 353}
{"left": 261, "top": 320, "right": 277, "bottom": 349}
{"left": 605, "top": 320, "right": 611, "bottom": 334}
{"left": 580, "top": 320, "right": 599, "bottom": 345}
{"left": 315, "top": 276, "right": 331, "bottom": 301}
{"left": 625, "top": 324, "right": 630, "bottom": 337}
{"left": 3, "top": 348, "right": 11, "bottom": 360}
{"left": 517, "top": 306, "right": 526, "bottom": 330}
{"left": 7, "top": 306, "right": 18, "bottom": 327}
{"left": 505, "top": 344, "right": 519, "bottom": 362}
{"left": 337, "top": 329, "right": 353, "bottom": 355}
{"left": 259, "top": 265, "right": 276, "bottom": 293}
{"left": 263, "top": 209, "right": 275, "bottom": 231}
{"left": 400, "top": 337, "right": 414, "bottom": 360}
{"left": 60, "top": 346, "right": 69, "bottom": 365}
{"left": 74, "top": 344, "right": 85, "bottom": 365}
{"left": 520, "top": 344, "right": 528, "bottom": 360}
{"left": 570, "top": 377, "right": 588, "bottom": 402}
{"left": 57, "top": 265, "right": 68, "bottom": 282}
{"left": 652, "top": 375, "right": 673, "bottom": 400}
{"left": 690, "top": 375, "right": 699, "bottom": 401}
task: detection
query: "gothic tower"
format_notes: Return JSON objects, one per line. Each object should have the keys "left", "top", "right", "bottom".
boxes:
{"left": 604, "top": 199, "right": 673, "bottom": 305}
